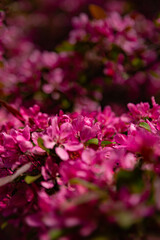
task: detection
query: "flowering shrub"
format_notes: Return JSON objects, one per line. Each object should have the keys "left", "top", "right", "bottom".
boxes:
{"left": 0, "top": 98, "right": 160, "bottom": 239}
{"left": 1, "top": 1, "right": 160, "bottom": 239}
{"left": 2, "top": 0, "right": 127, "bottom": 50}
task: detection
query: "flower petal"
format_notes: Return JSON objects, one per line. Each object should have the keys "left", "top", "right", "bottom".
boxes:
{"left": 55, "top": 147, "right": 69, "bottom": 161}
{"left": 63, "top": 143, "right": 83, "bottom": 151}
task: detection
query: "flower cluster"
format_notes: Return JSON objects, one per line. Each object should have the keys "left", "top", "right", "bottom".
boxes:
{"left": 0, "top": 98, "right": 160, "bottom": 239}
{"left": 62, "top": 10, "right": 160, "bottom": 107}
{"left": 3, "top": 0, "right": 127, "bottom": 50}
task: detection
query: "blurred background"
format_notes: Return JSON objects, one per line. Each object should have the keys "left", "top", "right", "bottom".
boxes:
{"left": 1, "top": 0, "right": 160, "bottom": 51}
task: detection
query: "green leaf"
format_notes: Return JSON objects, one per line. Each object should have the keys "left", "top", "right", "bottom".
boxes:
{"left": 101, "top": 140, "right": 116, "bottom": 146}
{"left": 116, "top": 211, "right": 136, "bottom": 228}
{"left": 70, "top": 178, "right": 100, "bottom": 191}
{"left": 79, "top": 74, "right": 87, "bottom": 85}
{"left": 56, "top": 41, "right": 74, "bottom": 53}
{"left": 86, "top": 138, "right": 99, "bottom": 145}
{"left": 61, "top": 99, "right": 71, "bottom": 109}
{"left": 37, "top": 137, "right": 49, "bottom": 152}
{"left": 25, "top": 174, "right": 41, "bottom": 184}
{"left": 1, "top": 221, "right": 8, "bottom": 230}
{"left": 139, "top": 122, "right": 151, "bottom": 131}
{"left": 131, "top": 58, "right": 142, "bottom": 67}
{"left": 36, "top": 128, "right": 44, "bottom": 132}
{"left": 50, "top": 229, "right": 64, "bottom": 240}
{"left": 91, "top": 237, "right": 109, "bottom": 240}
{"left": 150, "top": 70, "right": 160, "bottom": 78}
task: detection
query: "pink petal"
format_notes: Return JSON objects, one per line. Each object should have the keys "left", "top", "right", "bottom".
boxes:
{"left": 63, "top": 143, "right": 83, "bottom": 151}
{"left": 31, "top": 146, "right": 46, "bottom": 155}
{"left": 42, "top": 135, "right": 56, "bottom": 149}
{"left": 82, "top": 148, "right": 95, "bottom": 164}
{"left": 22, "top": 125, "right": 30, "bottom": 140}
{"left": 60, "top": 122, "right": 73, "bottom": 139}
{"left": 55, "top": 147, "right": 69, "bottom": 161}
{"left": 26, "top": 214, "right": 42, "bottom": 227}
{"left": 41, "top": 181, "right": 54, "bottom": 189}
{"left": 50, "top": 117, "right": 59, "bottom": 137}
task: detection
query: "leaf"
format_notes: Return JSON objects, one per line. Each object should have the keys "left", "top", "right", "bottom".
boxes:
{"left": 101, "top": 140, "right": 116, "bottom": 146}
{"left": 86, "top": 138, "right": 99, "bottom": 145}
{"left": 56, "top": 41, "right": 74, "bottom": 53}
{"left": 61, "top": 99, "right": 71, "bottom": 109}
{"left": 1, "top": 221, "right": 8, "bottom": 230}
{"left": 0, "top": 163, "right": 31, "bottom": 187}
{"left": 25, "top": 174, "right": 41, "bottom": 184}
{"left": 89, "top": 4, "right": 107, "bottom": 20}
{"left": 50, "top": 229, "right": 64, "bottom": 240}
{"left": 116, "top": 211, "right": 136, "bottom": 228}
{"left": 150, "top": 70, "right": 160, "bottom": 79}
{"left": 36, "top": 128, "right": 44, "bottom": 132}
{"left": 139, "top": 122, "right": 151, "bottom": 131}
{"left": 70, "top": 178, "right": 100, "bottom": 191}
{"left": 131, "top": 58, "right": 142, "bottom": 67}
{"left": 37, "top": 137, "right": 49, "bottom": 153}
{"left": 91, "top": 237, "right": 109, "bottom": 240}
